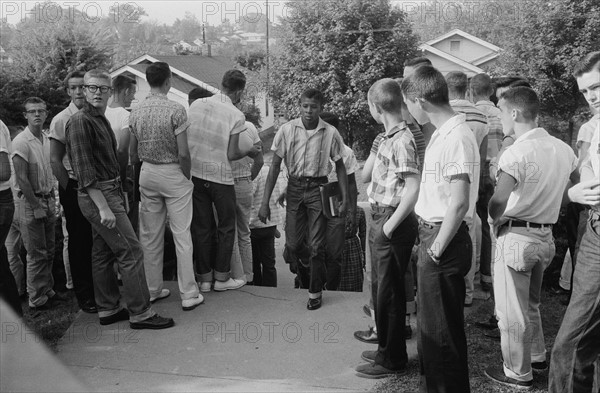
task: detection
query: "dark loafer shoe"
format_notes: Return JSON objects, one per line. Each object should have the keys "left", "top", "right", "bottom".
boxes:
{"left": 80, "top": 299, "right": 98, "bottom": 314}
{"left": 307, "top": 296, "right": 322, "bottom": 310}
{"left": 355, "top": 362, "right": 407, "bottom": 379}
{"left": 99, "top": 309, "right": 129, "bottom": 326}
{"left": 484, "top": 365, "right": 533, "bottom": 390}
{"left": 354, "top": 326, "right": 378, "bottom": 344}
{"left": 130, "top": 314, "right": 174, "bottom": 330}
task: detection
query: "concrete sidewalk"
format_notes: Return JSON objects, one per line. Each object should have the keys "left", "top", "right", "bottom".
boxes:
{"left": 55, "top": 283, "right": 418, "bottom": 392}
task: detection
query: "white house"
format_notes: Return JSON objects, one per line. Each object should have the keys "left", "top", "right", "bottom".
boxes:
{"left": 419, "top": 29, "right": 502, "bottom": 77}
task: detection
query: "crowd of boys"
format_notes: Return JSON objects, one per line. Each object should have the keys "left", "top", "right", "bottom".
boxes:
{"left": 0, "top": 50, "right": 598, "bottom": 392}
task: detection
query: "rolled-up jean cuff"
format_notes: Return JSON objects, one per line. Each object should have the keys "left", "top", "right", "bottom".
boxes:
{"left": 481, "top": 274, "right": 492, "bottom": 284}
{"left": 503, "top": 364, "right": 532, "bottom": 382}
{"left": 197, "top": 270, "right": 213, "bottom": 283}
{"left": 98, "top": 306, "right": 124, "bottom": 319}
{"left": 129, "top": 307, "right": 156, "bottom": 323}
{"left": 214, "top": 270, "right": 230, "bottom": 282}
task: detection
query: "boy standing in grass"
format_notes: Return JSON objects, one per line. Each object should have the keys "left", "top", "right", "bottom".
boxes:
{"left": 401, "top": 66, "right": 480, "bottom": 392}
{"left": 355, "top": 78, "right": 420, "bottom": 378}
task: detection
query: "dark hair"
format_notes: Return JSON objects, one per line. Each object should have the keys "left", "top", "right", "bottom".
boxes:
{"left": 493, "top": 76, "right": 528, "bottom": 90}
{"left": 146, "top": 62, "right": 171, "bottom": 88}
{"left": 404, "top": 57, "right": 432, "bottom": 68}
{"left": 23, "top": 97, "right": 46, "bottom": 111}
{"left": 221, "top": 69, "right": 246, "bottom": 92}
{"left": 112, "top": 75, "right": 136, "bottom": 93}
{"left": 400, "top": 66, "right": 449, "bottom": 106}
{"left": 445, "top": 71, "right": 468, "bottom": 97}
{"left": 573, "top": 51, "right": 600, "bottom": 78}
{"left": 469, "top": 73, "right": 493, "bottom": 97}
{"left": 320, "top": 112, "right": 340, "bottom": 128}
{"left": 368, "top": 78, "right": 404, "bottom": 114}
{"left": 500, "top": 87, "right": 539, "bottom": 121}
{"left": 188, "top": 86, "right": 214, "bottom": 103}
{"left": 64, "top": 71, "right": 85, "bottom": 87}
{"left": 300, "top": 88, "right": 325, "bottom": 106}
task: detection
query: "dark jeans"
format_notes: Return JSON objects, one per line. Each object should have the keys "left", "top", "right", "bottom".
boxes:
{"left": 251, "top": 226, "right": 277, "bottom": 287}
{"left": 417, "top": 221, "right": 471, "bottom": 393}
{"left": 59, "top": 178, "right": 95, "bottom": 306}
{"left": 0, "top": 189, "right": 21, "bottom": 316}
{"left": 191, "top": 177, "right": 235, "bottom": 282}
{"left": 476, "top": 170, "right": 493, "bottom": 281}
{"left": 325, "top": 216, "right": 345, "bottom": 291}
{"left": 78, "top": 179, "right": 152, "bottom": 322}
{"left": 285, "top": 177, "right": 328, "bottom": 294}
{"left": 549, "top": 211, "right": 600, "bottom": 393}
{"left": 371, "top": 207, "right": 417, "bottom": 370}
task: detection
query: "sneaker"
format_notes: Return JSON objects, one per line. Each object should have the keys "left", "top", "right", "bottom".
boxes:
{"left": 182, "top": 294, "right": 204, "bottom": 311}
{"left": 149, "top": 289, "right": 170, "bottom": 303}
{"left": 99, "top": 308, "right": 129, "bottom": 326}
{"left": 214, "top": 278, "right": 246, "bottom": 292}
{"left": 200, "top": 282, "right": 212, "bottom": 293}
{"left": 484, "top": 365, "right": 533, "bottom": 390}
{"left": 531, "top": 361, "right": 548, "bottom": 373}
{"left": 355, "top": 362, "right": 407, "bottom": 379}
{"left": 354, "top": 326, "right": 378, "bottom": 344}
{"left": 130, "top": 314, "right": 175, "bottom": 330}
{"left": 361, "top": 350, "right": 377, "bottom": 363}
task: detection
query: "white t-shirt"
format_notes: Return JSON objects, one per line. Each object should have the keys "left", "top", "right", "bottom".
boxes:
{"left": 328, "top": 144, "right": 358, "bottom": 182}
{"left": 232, "top": 121, "right": 261, "bottom": 179}
{"left": 0, "top": 120, "right": 12, "bottom": 191}
{"left": 415, "top": 114, "right": 480, "bottom": 223}
{"left": 576, "top": 114, "right": 599, "bottom": 144}
{"left": 104, "top": 106, "right": 130, "bottom": 151}
{"left": 499, "top": 128, "right": 577, "bottom": 224}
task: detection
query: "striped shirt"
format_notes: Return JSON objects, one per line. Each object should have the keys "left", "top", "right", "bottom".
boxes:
{"left": 475, "top": 100, "right": 503, "bottom": 161}
{"left": 271, "top": 117, "right": 344, "bottom": 178}
{"left": 130, "top": 93, "right": 189, "bottom": 165}
{"left": 250, "top": 165, "right": 285, "bottom": 229}
{"left": 48, "top": 102, "right": 79, "bottom": 180}
{"left": 367, "top": 122, "right": 419, "bottom": 207}
{"left": 450, "top": 99, "right": 489, "bottom": 149}
{"left": 187, "top": 94, "right": 246, "bottom": 185}
{"left": 66, "top": 103, "right": 120, "bottom": 189}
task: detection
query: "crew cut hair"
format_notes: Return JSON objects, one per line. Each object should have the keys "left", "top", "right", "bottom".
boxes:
{"left": 64, "top": 71, "right": 86, "bottom": 87}
{"left": 500, "top": 86, "right": 539, "bottom": 121}
{"left": 221, "top": 69, "right": 246, "bottom": 92}
{"left": 403, "top": 57, "right": 432, "bottom": 68}
{"left": 368, "top": 78, "right": 404, "bottom": 114}
{"left": 300, "top": 88, "right": 325, "bottom": 106}
{"left": 573, "top": 51, "right": 600, "bottom": 78}
{"left": 23, "top": 97, "right": 46, "bottom": 111}
{"left": 84, "top": 69, "right": 111, "bottom": 84}
{"left": 400, "top": 66, "right": 449, "bottom": 106}
{"left": 470, "top": 73, "right": 494, "bottom": 97}
{"left": 146, "top": 62, "right": 171, "bottom": 88}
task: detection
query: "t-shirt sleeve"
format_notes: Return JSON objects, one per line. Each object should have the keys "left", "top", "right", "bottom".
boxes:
{"left": 173, "top": 106, "right": 190, "bottom": 136}
{"left": 119, "top": 110, "right": 130, "bottom": 131}
{"left": 442, "top": 133, "right": 479, "bottom": 183}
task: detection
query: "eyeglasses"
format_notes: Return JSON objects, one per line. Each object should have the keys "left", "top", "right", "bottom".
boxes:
{"left": 84, "top": 85, "right": 112, "bottom": 94}
{"left": 25, "top": 109, "right": 47, "bottom": 115}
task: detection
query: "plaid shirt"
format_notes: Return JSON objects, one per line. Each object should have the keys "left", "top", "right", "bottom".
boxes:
{"left": 371, "top": 124, "right": 425, "bottom": 168}
{"left": 66, "top": 103, "right": 119, "bottom": 189}
{"left": 367, "top": 122, "right": 419, "bottom": 207}
{"left": 475, "top": 100, "right": 503, "bottom": 160}
{"left": 130, "top": 93, "right": 189, "bottom": 164}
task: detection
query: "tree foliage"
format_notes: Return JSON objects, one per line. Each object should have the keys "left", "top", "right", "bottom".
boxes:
{"left": 270, "top": 0, "right": 419, "bottom": 150}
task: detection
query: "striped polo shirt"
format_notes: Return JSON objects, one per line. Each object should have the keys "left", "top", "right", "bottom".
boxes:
{"left": 450, "top": 99, "right": 489, "bottom": 149}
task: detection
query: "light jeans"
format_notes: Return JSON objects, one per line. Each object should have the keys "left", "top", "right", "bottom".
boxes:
{"left": 19, "top": 195, "right": 56, "bottom": 307}
{"left": 139, "top": 163, "right": 199, "bottom": 301}
{"left": 230, "top": 177, "right": 253, "bottom": 282}
{"left": 5, "top": 195, "right": 24, "bottom": 296}
{"left": 465, "top": 212, "right": 482, "bottom": 303}
{"left": 493, "top": 225, "right": 554, "bottom": 382}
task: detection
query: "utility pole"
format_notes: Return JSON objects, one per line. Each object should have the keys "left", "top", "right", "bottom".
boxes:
{"left": 265, "top": 0, "right": 269, "bottom": 117}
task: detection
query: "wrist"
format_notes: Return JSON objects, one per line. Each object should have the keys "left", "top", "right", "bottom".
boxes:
{"left": 427, "top": 247, "right": 441, "bottom": 263}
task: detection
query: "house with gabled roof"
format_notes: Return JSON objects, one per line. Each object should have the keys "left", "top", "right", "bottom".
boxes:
{"left": 419, "top": 29, "right": 502, "bottom": 77}
{"left": 110, "top": 54, "right": 274, "bottom": 129}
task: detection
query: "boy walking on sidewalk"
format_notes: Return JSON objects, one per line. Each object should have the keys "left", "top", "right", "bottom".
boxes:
{"left": 355, "top": 79, "right": 420, "bottom": 378}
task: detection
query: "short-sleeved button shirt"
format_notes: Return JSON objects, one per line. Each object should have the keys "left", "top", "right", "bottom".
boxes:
{"left": 328, "top": 144, "right": 358, "bottom": 182}
{"left": 187, "top": 94, "right": 246, "bottom": 185}
{"left": 576, "top": 114, "right": 599, "bottom": 144}
{"left": 499, "top": 128, "right": 577, "bottom": 224}
{"left": 0, "top": 120, "right": 13, "bottom": 191}
{"left": 367, "top": 122, "right": 419, "bottom": 207}
{"left": 271, "top": 117, "right": 344, "bottom": 178}
{"left": 48, "top": 102, "right": 79, "bottom": 180}
{"left": 416, "top": 114, "right": 480, "bottom": 223}
{"left": 584, "top": 126, "right": 600, "bottom": 213}
{"left": 129, "top": 94, "right": 189, "bottom": 165}
{"left": 11, "top": 127, "right": 54, "bottom": 194}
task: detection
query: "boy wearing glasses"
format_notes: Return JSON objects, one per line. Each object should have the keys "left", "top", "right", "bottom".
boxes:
{"left": 12, "top": 97, "right": 61, "bottom": 310}
{"left": 66, "top": 69, "right": 174, "bottom": 330}
{"left": 49, "top": 70, "right": 97, "bottom": 314}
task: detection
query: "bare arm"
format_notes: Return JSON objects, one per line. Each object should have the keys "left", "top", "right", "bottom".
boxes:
{"left": 335, "top": 158, "right": 348, "bottom": 216}
{"left": 382, "top": 174, "right": 420, "bottom": 237}
{"left": 13, "top": 155, "right": 44, "bottom": 218}
{"left": 0, "top": 152, "right": 10, "bottom": 182}
{"left": 250, "top": 145, "right": 264, "bottom": 181}
{"left": 258, "top": 154, "right": 282, "bottom": 223}
{"left": 567, "top": 159, "right": 600, "bottom": 206}
{"left": 430, "top": 174, "right": 470, "bottom": 257}
{"left": 176, "top": 130, "right": 191, "bottom": 179}
{"left": 116, "top": 127, "right": 130, "bottom": 183}
{"left": 50, "top": 139, "right": 69, "bottom": 189}
{"left": 361, "top": 152, "right": 376, "bottom": 183}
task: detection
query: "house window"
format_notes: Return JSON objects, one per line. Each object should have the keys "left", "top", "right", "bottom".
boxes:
{"left": 450, "top": 40, "right": 461, "bottom": 51}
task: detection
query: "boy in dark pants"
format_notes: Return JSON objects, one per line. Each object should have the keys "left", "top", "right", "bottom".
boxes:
{"left": 259, "top": 88, "right": 348, "bottom": 310}
{"left": 355, "top": 79, "right": 420, "bottom": 378}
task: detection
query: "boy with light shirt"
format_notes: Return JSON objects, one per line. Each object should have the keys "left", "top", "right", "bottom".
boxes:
{"left": 550, "top": 51, "right": 600, "bottom": 393}
{"left": 400, "top": 66, "right": 479, "bottom": 393}
{"left": 484, "top": 87, "right": 577, "bottom": 389}
{"left": 354, "top": 79, "right": 419, "bottom": 379}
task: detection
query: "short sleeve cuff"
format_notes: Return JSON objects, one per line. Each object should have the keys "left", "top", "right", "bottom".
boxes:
{"left": 174, "top": 121, "right": 190, "bottom": 136}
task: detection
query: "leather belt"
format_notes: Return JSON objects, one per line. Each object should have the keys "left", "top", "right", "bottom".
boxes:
{"left": 18, "top": 190, "right": 53, "bottom": 200}
{"left": 501, "top": 219, "right": 552, "bottom": 229}
{"left": 290, "top": 176, "right": 328, "bottom": 183}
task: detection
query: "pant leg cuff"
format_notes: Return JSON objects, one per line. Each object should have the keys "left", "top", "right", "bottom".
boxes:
{"left": 481, "top": 274, "right": 493, "bottom": 284}
{"left": 129, "top": 307, "right": 156, "bottom": 323}
{"left": 98, "top": 306, "right": 125, "bottom": 319}
{"left": 197, "top": 271, "right": 214, "bottom": 283}
{"left": 309, "top": 291, "right": 322, "bottom": 298}
{"left": 503, "top": 364, "right": 533, "bottom": 382}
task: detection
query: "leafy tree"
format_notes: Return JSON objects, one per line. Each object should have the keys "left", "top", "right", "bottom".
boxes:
{"left": 173, "top": 12, "right": 202, "bottom": 41}
{"left": 270, "top": 0, "right": 419, "bottom": 152}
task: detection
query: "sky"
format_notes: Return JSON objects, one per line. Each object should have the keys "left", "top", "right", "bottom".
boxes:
{"left": 1, "top": 0, "right": 291, "bottom": 26}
